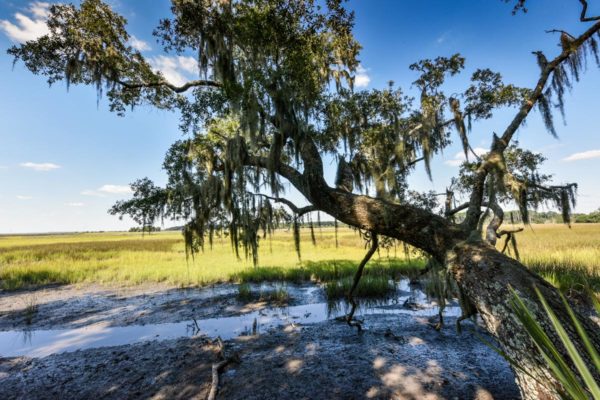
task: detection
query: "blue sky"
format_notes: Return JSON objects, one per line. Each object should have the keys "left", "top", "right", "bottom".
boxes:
{"left": 1, "top": 0, "right": 599, "bottom": 233}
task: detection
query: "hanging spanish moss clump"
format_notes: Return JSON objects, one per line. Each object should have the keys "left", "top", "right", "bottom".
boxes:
{"left": 536, "top": 29, "right": 600, "bottom": 137}
{"left": 293, "top": 216, "right": 301, "bottom": 261}
{"left": 537, "top": 89, "right": 558, "bottom": 138}
{"left": 334, "top": 219, "right": 339, "bottom": 248}
{"left": 558, "top": 184, "right": 578, "bottom": 226}
{"left": 449, "top": 97, "right": 469, "bottom": 159}
{"left": 309, "top": 214, "right": 317, "bottom": 246}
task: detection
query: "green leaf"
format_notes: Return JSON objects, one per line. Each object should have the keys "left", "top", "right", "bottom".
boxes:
{"left": 536, "top": 287, "right": 600, "bottom": 399}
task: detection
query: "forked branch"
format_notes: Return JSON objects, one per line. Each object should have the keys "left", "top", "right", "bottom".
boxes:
{"left": 579, "top": 0, "right": 600, "bottom": 22}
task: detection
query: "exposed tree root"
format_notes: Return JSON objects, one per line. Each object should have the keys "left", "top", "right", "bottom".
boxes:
{"left": 207, "top": 337, "right": 240, "bottom": 400}
{"left": 346, "top": 232, "right": 378, "bottom": 332}
{"left": 456, "top": 310, "right": 477, "bottom": 334}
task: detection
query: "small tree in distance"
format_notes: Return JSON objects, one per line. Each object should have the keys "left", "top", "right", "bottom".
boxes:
{"left": 9, "top": 0, "right": 600, "bottom": 397}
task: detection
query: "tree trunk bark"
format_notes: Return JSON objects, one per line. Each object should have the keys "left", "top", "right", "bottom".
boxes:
{"left": 447, "top": 240, "right": 600, "bottom": 400}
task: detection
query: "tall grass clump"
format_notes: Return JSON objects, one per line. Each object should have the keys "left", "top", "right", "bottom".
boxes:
{"left": 324, "top": 275, "right": 395, "bottom": 299}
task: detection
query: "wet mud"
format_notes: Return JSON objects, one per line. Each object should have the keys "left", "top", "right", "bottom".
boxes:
{"left": 0, "top": 282, "right": 521, "bottom": 399}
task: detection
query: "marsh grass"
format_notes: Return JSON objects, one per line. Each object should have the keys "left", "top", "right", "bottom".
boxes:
{"left": 23, "top": 294, "right": 38, "bottom": 325}
{"left": 237, "top": 283, "right": 253, "bottom": 301}
{"left": 1, "top": 224, "right": 599, "bottom": 297}
{"left": 236, "top": 283, "right": 289, "bottom": 303}
{"left": 259, "top": 285, "right": 290, "bottom": 303}
{"left": 324, "top": 275, "right": 396, "bottom": 299}
{"left": 498, "top": 224, "right": 600, "bottom": 298}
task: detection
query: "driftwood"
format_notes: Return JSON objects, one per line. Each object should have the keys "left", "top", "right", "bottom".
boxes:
{"left": 206, "top": 337, "right": 240, "bottom": 400}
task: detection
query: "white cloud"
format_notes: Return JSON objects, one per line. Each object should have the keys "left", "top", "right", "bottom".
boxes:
{"left": 20, "top": 162, "right": 61, "bottom": 171}
{"left": 82, "top": 184, "right": 132, "bottom": 197}
{"left": 128, "top": 35, "right": 151, "bottom": 51}
{"left": 563, "top": 149, "right": 600, "bottom": 162}
{"left": 436, "top": 31, "right": 449, "bottom": 44}
{"left": 444, "top": 147, "right": 488, "bottom": 167}
{"left": 0, "top": 2, "right": 50, "bottom": 43}
{"left": 65, "top": 202, "right": 84, "bottom": 207}
{"left": 354, "top": 65, "right": 371, "bottom": 88}
{"left": 98, "top": 184, "right": 132, "bottom": 194}
{"left": 16, "top": 195, "right": 33, "bottom": 200}
{"left": 149, "top": 55, "right": 199, "bottom": 86}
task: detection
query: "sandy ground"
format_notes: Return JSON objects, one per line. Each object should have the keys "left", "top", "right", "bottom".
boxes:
{"left": 0, "top": 283, "right": 521, "bottom": 399}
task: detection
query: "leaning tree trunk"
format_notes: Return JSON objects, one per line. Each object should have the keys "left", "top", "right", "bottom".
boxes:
{"left": 447, "top": 240, "right": 600, "bottom": 400}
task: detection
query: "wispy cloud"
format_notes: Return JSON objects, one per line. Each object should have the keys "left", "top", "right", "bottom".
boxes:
{"left": 20, "top": 162, "right": 61, "bottom": 171}
{"left": 82, "top": 184, "right": 132, "bottom": 197}
{"left": 149, "top": 55, "right": 199, "bottom": 86}
{"left": 65, "top": 202, "right": 84, "bottom": 207}
{"left": 436, "top": 31, "right": 449, "bottom": 44}
{"left": 128, "top": 35, "right": 151, "bottom": 51}
{"left": 563, "top": 149, "right": 600, "bottom": 162}
{"left": 0, "top": 2, "right": 50, "bottom": 43}
{"left": 354, "top": 64, "right": 371, "bottom": 88}
{"left": 16, "top": 195, "right": 33, "bottom": 200}
{"left": 444, "top": 147, "right": 488, "bottom": 167}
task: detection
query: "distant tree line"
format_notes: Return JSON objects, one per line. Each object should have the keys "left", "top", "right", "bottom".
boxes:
{"left": 452, "top": 208, "right": 600, "bottom": 224}
{"left": 574, "top": 208, "right": 600, "bottom": 223}
{"left": 129, "top": 226, "right": 161, "bottom": 233}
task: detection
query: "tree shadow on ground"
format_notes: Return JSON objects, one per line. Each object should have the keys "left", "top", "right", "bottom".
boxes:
{"left": 0, "top": 313, "right": 520, "bottom": 400}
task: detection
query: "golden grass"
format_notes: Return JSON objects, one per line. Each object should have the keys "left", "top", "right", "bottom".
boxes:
{"left": 1, "top": 224, "right": 598, "bottom": 295}
{"left": 500, "top": 223, "right": 600, "bottom": 296}
{"left": 0, "top": 228, "right": 421, "bottom": 290}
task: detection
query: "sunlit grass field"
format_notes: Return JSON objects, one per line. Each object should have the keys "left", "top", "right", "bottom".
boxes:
{"left": 504, "top": 224, "right": 600, "bottom": 296}
{"left": 0, "top": 228, "right": 423, "bottom": 290}
{"left": 1, "top": 224, "right": 599, "bottom": 296}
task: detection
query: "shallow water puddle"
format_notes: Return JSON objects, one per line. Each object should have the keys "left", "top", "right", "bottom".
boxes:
{"left": 0, "top": 284, "right": 460, "bottom": 358}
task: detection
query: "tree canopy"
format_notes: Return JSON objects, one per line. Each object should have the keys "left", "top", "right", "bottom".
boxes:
{"left": 10, "top": 1, "right": 600, "bottom": 397}
{"left": 8, "top": 0, "right": 600, "bottom": 265}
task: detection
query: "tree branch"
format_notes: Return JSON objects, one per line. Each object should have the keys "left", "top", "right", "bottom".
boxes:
{"left": 579, "top": 0, "right": 600, "bottom": 22}
{"left": 462, "top": 18, "right": 600, "bottom": 231}
{"left": 118, "top": 78, "right": 221, "bottom": 93}
{"left": 250, "top": 193, "right": 316, "bottom": 216}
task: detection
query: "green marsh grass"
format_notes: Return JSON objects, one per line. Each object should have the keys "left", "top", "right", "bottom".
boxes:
{"left": 498, "top": 224, "right": 600, "bottom": 298}
{"left": 1, "top": 224, "right": 599, "bottom": 297}
{"left": 0, "top": 229, "right": 423, "bottom": 290}
{"left": 324, "top": 275, "right": 396, "bottom": 299}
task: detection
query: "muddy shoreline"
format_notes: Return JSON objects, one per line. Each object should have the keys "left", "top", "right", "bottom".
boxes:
{"left": 0, "top": 282, "right": 521, "bottom": 399}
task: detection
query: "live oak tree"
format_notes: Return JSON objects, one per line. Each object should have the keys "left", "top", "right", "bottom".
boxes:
{"left": 9, "top": 0, "right": 600, "bottom": 398}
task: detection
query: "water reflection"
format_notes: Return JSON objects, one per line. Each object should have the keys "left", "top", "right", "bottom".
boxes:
{"left": 0, "top": 280, "right": 460, "bottom": 358}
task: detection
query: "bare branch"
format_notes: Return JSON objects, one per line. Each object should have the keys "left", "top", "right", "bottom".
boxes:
{"left": 497, "top": 226, "right": 524, "bottom": 236}
{"left": 579, "top": 0, "right": 600, "bottom": 22}
{"left": 250, "top": 193, "right": 317, "bottom": 216}
{"left": 347, "top": 232, "right": 378, "bottom": 331}
{"left": 446, "top": 201, "right": 471, "bottom": 217}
